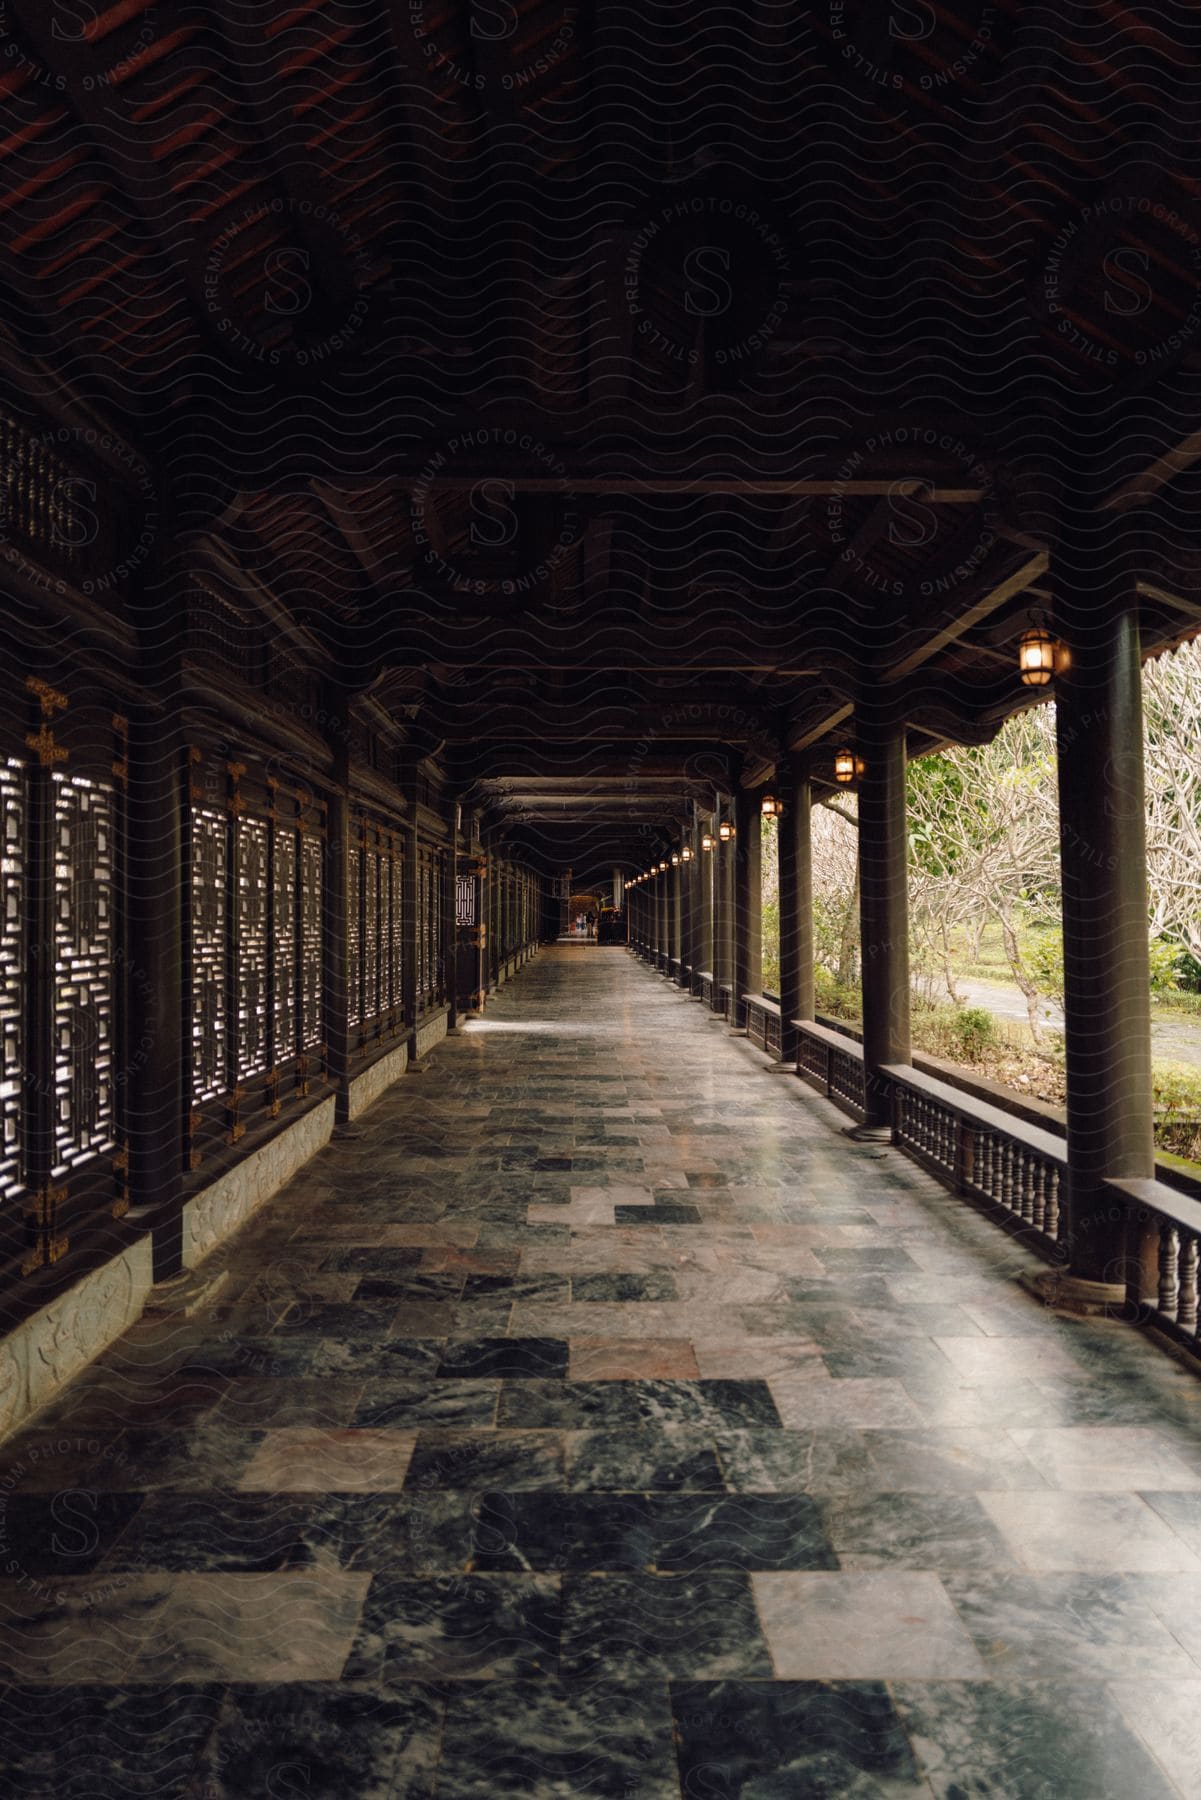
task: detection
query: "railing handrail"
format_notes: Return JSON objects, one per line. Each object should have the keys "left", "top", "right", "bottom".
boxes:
{"left": 743, "top": 992, "right": 781, "bottom": 1017}
{"left": 881, "top": 1062, "right": 1068, "bottom": 1165}
{"left": 792, "top": 1017, "right": 864, "bottom": 1058}
{"left": 1105, "top": 1174, "right": 1201, "bottom": 1242}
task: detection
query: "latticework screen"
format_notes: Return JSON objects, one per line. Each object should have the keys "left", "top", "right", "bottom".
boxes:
{"left": 188, "top": 755, "right": 327, "bottom": 1160}
{"left": 52, "top": 774, "right": 117, "bottom": 1177}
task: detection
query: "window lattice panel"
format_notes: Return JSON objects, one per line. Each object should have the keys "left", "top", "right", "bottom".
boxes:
{"left": 364, "top": 847, "right": 380, "bottom": 1025}
{"left": 235, "top": 815, "right": 270, "bottom": 1080}
{"left": 301, "top": 834, "right": 322, "bottom": 1050}
{"left": 396, "top": 846, "right": 410, "bottom": 1015}
{"left": 0, "top": 762, "right": 24, "bottom": 1203}
{"left": 191, "top": 807, "right": 227, "bottom": 1103}
{"left": 52, "top": 773, "right": 116, "bottom": 1176}
{"left": 273, "top": 828, "right": 298, "bottom": 1064}
{"left": 347, "top": 844, "right": 362, "bottom": 1028}
{"left": 418, "top": 857, "right": 430, "bottom": 1003}
{"left": 380, "top": 852, "right": 394, "bottom": 1015}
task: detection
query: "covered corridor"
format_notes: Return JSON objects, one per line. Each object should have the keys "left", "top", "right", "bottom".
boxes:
{"left": 4, "top": 1, "right": 1201, "bottom": 1790}
{"left": 2, "top": 947, "right": 1201, "bottom": 1793}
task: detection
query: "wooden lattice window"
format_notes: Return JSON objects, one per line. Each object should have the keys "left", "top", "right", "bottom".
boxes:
{"left": 52, "top": 773, "right": 116, "bottom": 1176}
{"left": 273, "top": 827, "right": 298, "bottom": 1064}
{"left": 235, "top": 815, "right": 270, "bottom": 1081}
{"left": 190, "top": 806, "right": 228, "bottom": 1104}
{"left": 0, "top": 759, "right": 25, "bottom": 1206}
{"left": 348, "top": 811, "right": 405, "bottom": 1051}
{"left": 188, "top": 753, "right": 327, "bottom": 1158}
{"left": 0, "top": 682, "right": 127, "bottom": 1275}
{"left": 347, "top": 838, "right": 362, "bottom": 1030}
{"left": 300, "top": 831, "right": 323, "bottom": 1051}
{"left": 456, "top": 874, "right": 474, "bottom": 927}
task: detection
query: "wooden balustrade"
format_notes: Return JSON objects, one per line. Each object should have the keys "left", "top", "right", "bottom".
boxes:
{"left": 1106, "top": 1176, "right": 1201, "bottom": 1354}
{"left": 792, "top": 1019, "right": 868, "bottom": 1118}
{"left": 744, "top": 994, "right": 783, "bottom": 1057}
{"left": 886, "top": 1063, "right": 1067, "bottom": 1256}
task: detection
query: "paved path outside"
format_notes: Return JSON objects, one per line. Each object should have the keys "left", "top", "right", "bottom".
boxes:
{"left": 955, "top": 975, "right": 1201, "bottom": 1070}
{"left": 3, "top": 947, "right": 1201, "bottom": 1795}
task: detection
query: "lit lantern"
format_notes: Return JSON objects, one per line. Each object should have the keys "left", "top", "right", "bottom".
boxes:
{"left": 834, "top": 749, "right": 858, "bottom": 785}
{"left": 670, "top": 852, "right": 680, "bottom": 866}
{"left": 1019, "top": 626, "right": 1061, "bottom": 687}
{"left": 761, "top": 794, "right": 783, "bottom": 818}
{"left": 701, "top": 832, "right": 716, "bottom": 852}
{"left": 659, "top": 860, "right": 668, "bottom": 872}
{"left": 718, "top": 819, "right": 735, "bottom": 842}
{"left": 681, "top": 844, "right": 693, "bottom": 862}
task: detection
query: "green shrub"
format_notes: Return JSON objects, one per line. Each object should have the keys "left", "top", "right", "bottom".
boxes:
{"left": 1149, "top": 939, "right": 1185, "bottom": 994}
{"left": 814, "top": 966, "right": 861, "bottom": 1021}
{"left": 1153, "top": 1062, "right": 1201, "bottom": 1121}
{"left": 910, "top": 1002, "right": 1000, "bottom": 1065}
{"left": 951, "top": 1006, "right": 999, "bottom": 1061}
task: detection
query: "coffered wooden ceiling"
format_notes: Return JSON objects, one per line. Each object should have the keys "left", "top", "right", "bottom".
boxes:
{"left": 2, "top": 0, "right": 1201, "bottom": 880}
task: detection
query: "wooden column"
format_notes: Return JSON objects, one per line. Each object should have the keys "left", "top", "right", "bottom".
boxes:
{"left": 652, "top": 870, "right": 662, "bottom": 962}
{"left": 670, "top": 856, "right": 683, "bottom": 978}
{"left": 714, "top": 801, "right": 735, "bottom": 1013}
{"left": 779, "top": 757, "right": 815, "bottom": 1061}
{"left": 680, "top": 818, "right": 698, "bottom": 985}
{"left": 324, "top": 698, "right": 353, "bottom": 1125}
{"left": 1052, "top": 558, "right": 1155, "bottom": 1302}
{"left": 699, "top": 812, "right": 715, "bottom": 987}
{"left": 732, "top": 786, "right": 762, "bottom": 1029}
{"left": 499, "top": 857, "right": 508, "bottom": 969}
{"left": 444, "top": 800, "right": 459, "bottom": 1030}
{"left": 128, "top": 701, "right": 186, "bottom": 1279}
{"left": 856, "top": 695, "right": 911, "bottom": 1131}
{"left": 401, "top": 802, "right": 419, "bottom": 1032}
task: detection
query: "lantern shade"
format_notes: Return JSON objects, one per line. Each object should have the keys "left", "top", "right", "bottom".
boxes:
{"left": 834, "top": 749, "right": 857, "bottom": 784}
{"left": 701, "top": 833, "right": 716, "bottom": 852}
{"left": 718, "top": 820, "right": 734, "bottom": 841}
{"left": 670, "top": 852, "right": 680, "bottom": 866}
{"left": 1019, "top": 626, "right": 1057, "bottom": 687}
{"left": 761, "top": 794, "right": 783, "bottom": 818}
{"left": 681, "top": 844, "right": 693, "bottom": 862}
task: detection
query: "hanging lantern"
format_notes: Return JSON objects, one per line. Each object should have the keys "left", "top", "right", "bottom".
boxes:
{"left": 761, "top": 794, "right": 783, "bottom": 818}
{"left": 1018, "top": 626, "right": 1061, "bottom": 688}
{"left": 718, "top": 819, "right": 735, "bottom": 842}
{"left": 681, "top": 844, "right": 693, "bottom": 862}
{"left": 659, "top": 860, "right": 668, "bottom": 872}
{"left": 701, "top": 832, "right": 716, "bottom": 852}
{"left": 834, "top": 749, "right": 858, "bottom": 785}
{"left": 670, "top": 852, "right": 680, "bottom": 866}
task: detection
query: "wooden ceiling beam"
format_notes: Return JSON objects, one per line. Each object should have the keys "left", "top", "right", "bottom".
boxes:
{"left": 881, "top": 551, "right": 1049, "bottom": 684}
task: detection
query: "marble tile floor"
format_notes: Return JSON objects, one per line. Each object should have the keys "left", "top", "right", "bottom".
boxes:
{"left": 3, "top": 948, "right": 1201, "bottom": 1794}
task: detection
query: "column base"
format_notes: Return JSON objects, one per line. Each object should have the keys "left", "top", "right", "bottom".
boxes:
{"left": 843, "top": 1123, "right": 893, "bottom": 1144}
{"left": 1021, "top": 1269, "right": 1128, "bottom": 1317}
{"left": 145, "top": 1267, "right": 232, "bottom": 1319}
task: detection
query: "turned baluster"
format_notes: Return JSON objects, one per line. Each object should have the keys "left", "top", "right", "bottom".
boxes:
{"left": 1044, "top": 1168, "right": 1061, "bottom": 1240}
{"left": 971, "top": 1129, "right": 985, "bottom": 1190}
{"left": 1158, "top": 1222, "right": 1180, "bottom": 1318}
{"left": 1018, "top": 1152, "right": 1035, "bottom": 1225}
{"left": 1179, "top": 1235, "right": 1199, "bottom": 1335}
{"left": 1030, "top": 1160, "right": 1047, "bottom": 1234}
{"left": 1000, "top": 1141, "right": 1015, "bottom": 1211}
